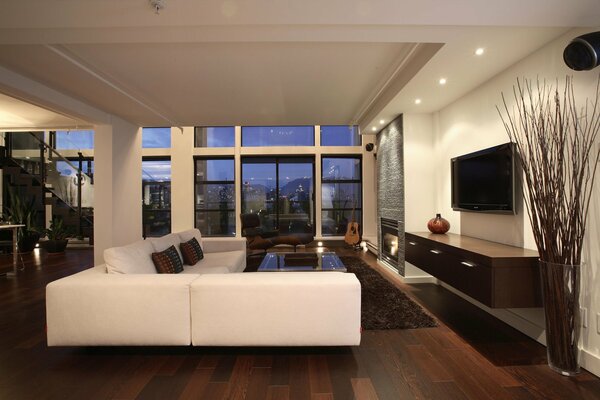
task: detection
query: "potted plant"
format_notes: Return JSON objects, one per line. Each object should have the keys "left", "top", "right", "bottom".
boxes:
{"left": 43, "top": 217, "right": 70, "bottom": 253}
{"left": 4, "top": 187, "right": 40, "bottom": 253}
{"left": 498, "top": 76, "right": 600, "bottom": 376}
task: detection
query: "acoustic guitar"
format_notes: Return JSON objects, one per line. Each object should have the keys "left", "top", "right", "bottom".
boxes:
{"left": 344, "top": 202, "right": 361, "bottom": 246}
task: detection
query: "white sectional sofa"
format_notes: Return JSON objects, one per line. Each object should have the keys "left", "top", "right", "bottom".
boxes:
{"left": 46, "top": 229, "right": 361, "bottom": 347}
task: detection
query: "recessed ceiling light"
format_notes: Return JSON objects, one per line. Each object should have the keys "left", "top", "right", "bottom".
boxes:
{"left": 475, "top": 48, "right": 485, "bottom": 56}
{"left": 371, "top": 127, "right": 377, "bottom": 132}
{"left": 379, "top": 119, "right": 385, "bottom": 125}
{"left": 439, "top": 78, "right": 447, "bottom": 85}
{"left": 415, "top": 98, "right": 422, "bottom": 105}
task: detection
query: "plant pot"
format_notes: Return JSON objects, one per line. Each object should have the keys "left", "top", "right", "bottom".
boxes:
{"left": 17, "top": 233, "right": 40, "bottom": 253}
{"left": 44, "top": 239, "right": 69, "bottom": 254}
{"left": 539, "top": 260, "right": 580, "bottom": 376}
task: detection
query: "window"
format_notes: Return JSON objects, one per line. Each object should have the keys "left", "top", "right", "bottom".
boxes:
{"left": 195, "top": 127, "right": 235, "bottom": 147}
{"left": 320, "top": 125, "right": 361, "bottom": 146}
{"left": 8, "top": 131, "right": 44, "bottom": 150}
{"left": 195, "top": 158, "right": 235, "bottom": 236}
{"left": 142, "top": 158, "right": 171, "bottom": 238}
{"left": 241, "top": 157, "right": 314, "bottom": 234}
{"left": 242, "top": 126, "right": 314, "bottom": 147}
{"left": 58, "top": 158, "right": 94, "bottom": 182}
{"left": 321, "top": 156, "right": 362, "bottom": 236}
{"left": 142, "top": 127, "right": 171, "bottom": 148}
{"left": 55, "top": 130, "right": 94, "bottom": 150}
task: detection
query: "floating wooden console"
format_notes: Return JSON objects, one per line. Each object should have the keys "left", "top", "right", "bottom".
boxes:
{"left": 405, "top": 232, "right": 542, "bottom": 308}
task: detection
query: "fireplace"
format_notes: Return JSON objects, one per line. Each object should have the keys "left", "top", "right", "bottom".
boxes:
{"left": 380, "top": 218, "right": 399, "bottom": 266}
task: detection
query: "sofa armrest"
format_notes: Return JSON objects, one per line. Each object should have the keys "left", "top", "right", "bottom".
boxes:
{"left": 202, "top": 237, "right": 247, "bottom": 254}
{"left": 46, "top": 268, "right": 197, "bottom": 346}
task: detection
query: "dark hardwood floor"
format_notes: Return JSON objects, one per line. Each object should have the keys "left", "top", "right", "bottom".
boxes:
{"left": 1, "top": 247, "right": 599, "bottom": 399}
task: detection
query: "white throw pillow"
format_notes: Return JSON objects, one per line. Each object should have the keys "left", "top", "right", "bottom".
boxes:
{"left": 149, "top": 233, "right": 184, "bottom": 260}
{"left": 178, "top": 229, "right": 203, "bottom": 249}
{"left": 104, "top": 240, "right": 156, "bottom": 274}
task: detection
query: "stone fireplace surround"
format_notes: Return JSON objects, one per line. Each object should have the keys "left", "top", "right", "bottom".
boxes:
{"left": 376, "top": 114, "right": 405, "bottom": 275}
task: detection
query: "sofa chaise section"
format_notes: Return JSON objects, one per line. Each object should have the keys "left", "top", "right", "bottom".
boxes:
{"left": 46, "top": 265, "right": 197, "bottom": 346}
{"left": 190, "top": 272, "right": 362, "bottom": 346}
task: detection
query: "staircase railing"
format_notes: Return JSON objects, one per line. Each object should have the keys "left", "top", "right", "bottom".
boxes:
{"left": 7, "top": 132, "right": 94, "bottom": 238}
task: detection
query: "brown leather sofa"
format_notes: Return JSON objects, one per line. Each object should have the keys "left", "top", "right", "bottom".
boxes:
{"left": 240, "top": 213, "right": 314, "bottom": 254}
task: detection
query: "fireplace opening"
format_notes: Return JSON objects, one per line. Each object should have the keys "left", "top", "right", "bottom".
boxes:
{"left": 381, "top": 218, "right": 399, "bottom": 266}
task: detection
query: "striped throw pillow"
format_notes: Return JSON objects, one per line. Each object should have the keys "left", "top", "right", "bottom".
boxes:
{"left": 180, "top": 237, "right": 204, "bottom": 265}
{"left": 151, "top": 245, "right": 184, "bottom": 274}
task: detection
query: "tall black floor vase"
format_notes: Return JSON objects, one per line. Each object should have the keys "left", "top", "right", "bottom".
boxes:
{"left": 540, "top": 260, "right": 580, "bottom": 376}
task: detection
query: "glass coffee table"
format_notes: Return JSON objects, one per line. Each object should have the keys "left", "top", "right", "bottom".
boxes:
{"left": 257, "top": 252, "right": 347, "bottom": 272}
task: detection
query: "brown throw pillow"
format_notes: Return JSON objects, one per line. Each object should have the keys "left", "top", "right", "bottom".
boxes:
{"left": 180, "top": 237, "right": 204, "bottom": 265}
{"left": 151, "top": 245, "right": 184, "bottom": 274}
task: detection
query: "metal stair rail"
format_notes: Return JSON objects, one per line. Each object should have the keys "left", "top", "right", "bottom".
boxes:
{"left": 6, "top": 132, "right": 93, "bottom": 239}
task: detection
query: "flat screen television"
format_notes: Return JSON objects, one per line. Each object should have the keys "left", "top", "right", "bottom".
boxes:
{"left": 451, "top": 142, "right": 516, "bottom": 213}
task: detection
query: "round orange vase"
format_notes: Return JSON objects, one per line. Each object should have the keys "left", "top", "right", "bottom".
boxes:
{"left": 427, "top": 213, "right": 450, "bottom": 234}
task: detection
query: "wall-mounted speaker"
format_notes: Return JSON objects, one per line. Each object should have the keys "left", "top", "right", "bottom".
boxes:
{"left": 563, "top": 31, "right": 600, "bottom": 71}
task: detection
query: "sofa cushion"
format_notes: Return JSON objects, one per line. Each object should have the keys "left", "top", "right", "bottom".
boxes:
{"left": 149, "top": 233, "right": 183, "bottom": 260}
{"left": 104, "top": 240, "right": 156, "bottom": 274}
{"left": 180, "top": 237, "right": 204, "bottom": 265}
{"left": 151, "top": 245, "right": 184, "bottom": 274}
{"left": 178, "top": 229, "right": 203, "bottom": 248}
{"left": 182, "top": 250, "right": 245, "bottom": 274}
{"left": 181, "top": 264, "right": 230, "bottom": 275}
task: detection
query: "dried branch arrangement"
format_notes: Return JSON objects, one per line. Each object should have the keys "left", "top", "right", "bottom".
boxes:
{"left": 497, "top": 76, "right": 600, "bottom": 375}
{"left": 498, "top": 76, "right": 600, "bottom": 265}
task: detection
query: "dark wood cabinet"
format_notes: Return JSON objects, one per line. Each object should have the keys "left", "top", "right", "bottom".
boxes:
{"left": 405, "top": 232, "right": 542, "bottom": 308}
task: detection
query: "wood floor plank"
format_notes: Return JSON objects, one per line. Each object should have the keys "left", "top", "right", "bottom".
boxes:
{"left": 211, "top": 354, "right": 237, "bottom": 382}
{"left": 288, "top": 356, "right": 311, "bottom": 400}
{"left": 270, "top": 354, "right": 290, "bottom": 386}
{"left": 113, "top": 356, "right": 167, "bottom": 400}
{"left": 178, "top": 368, "right": 214, "bottom": 400}
{"left": 351, "top": 377, "right": 379, "bottom": 400}
{"left": 223, "top": 355, "right": 254, "bottom": 400}
{"left": 245, "top": 367, "right": 272, "bottom": 400}
{"left": 405, "top": 343, "right": 453, "bottom": 382}
{"left": 327, "top": 352, "right": 361, "bottom": 400}
{"left": 267, "top": 385, "right": 290, "bottom": 400}
{"left": 200, "top": 382, "right": 228, "bottom": 400}
{"left": 356, "top": 333, "right": 412, "bottom": 400}
{"left": 308, "top": 355, "right": 333, "bottom": 395}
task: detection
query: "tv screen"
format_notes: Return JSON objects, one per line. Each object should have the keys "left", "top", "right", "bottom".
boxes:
{"left": 451, "top": 143, "right": 515, "bottom": 213}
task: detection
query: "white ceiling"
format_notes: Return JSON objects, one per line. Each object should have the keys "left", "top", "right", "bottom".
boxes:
{"left": 0, "top": 0, "right": 597, "bottom": 131}
{"left": 0, "top": 92, "right": 90, "bottom": 130}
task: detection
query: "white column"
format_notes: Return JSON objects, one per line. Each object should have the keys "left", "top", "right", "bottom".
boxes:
{"left": 171, "top": 127, "right": 195, "bottom": 232}
{"left": 361, "top": 133, "right": 377, "bottom": 238}
{"left": 93, "top": 119, "right": 142, "bottom": 265}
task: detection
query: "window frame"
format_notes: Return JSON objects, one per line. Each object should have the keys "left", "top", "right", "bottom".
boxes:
{"left": 194, "top": 156, "right": 236, "bottom": 237}
{"left": 320, "top": 155, "right": 363, "bottom": 237}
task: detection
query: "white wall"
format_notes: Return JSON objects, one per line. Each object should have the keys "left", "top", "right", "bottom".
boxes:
{"left": 430, "top": 28, "right": 600, "bottom": 374}
{"left": 403, "top": 114, "right": 437, "bottom": 280}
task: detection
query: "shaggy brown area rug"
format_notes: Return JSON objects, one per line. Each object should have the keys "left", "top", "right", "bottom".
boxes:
{"left": 339, "top": 256, "right": 438, "bottom": 330}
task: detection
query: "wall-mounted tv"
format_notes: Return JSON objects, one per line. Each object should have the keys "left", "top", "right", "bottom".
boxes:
{"left": 451, "top": 142, "right": 516, "bottom": 214}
